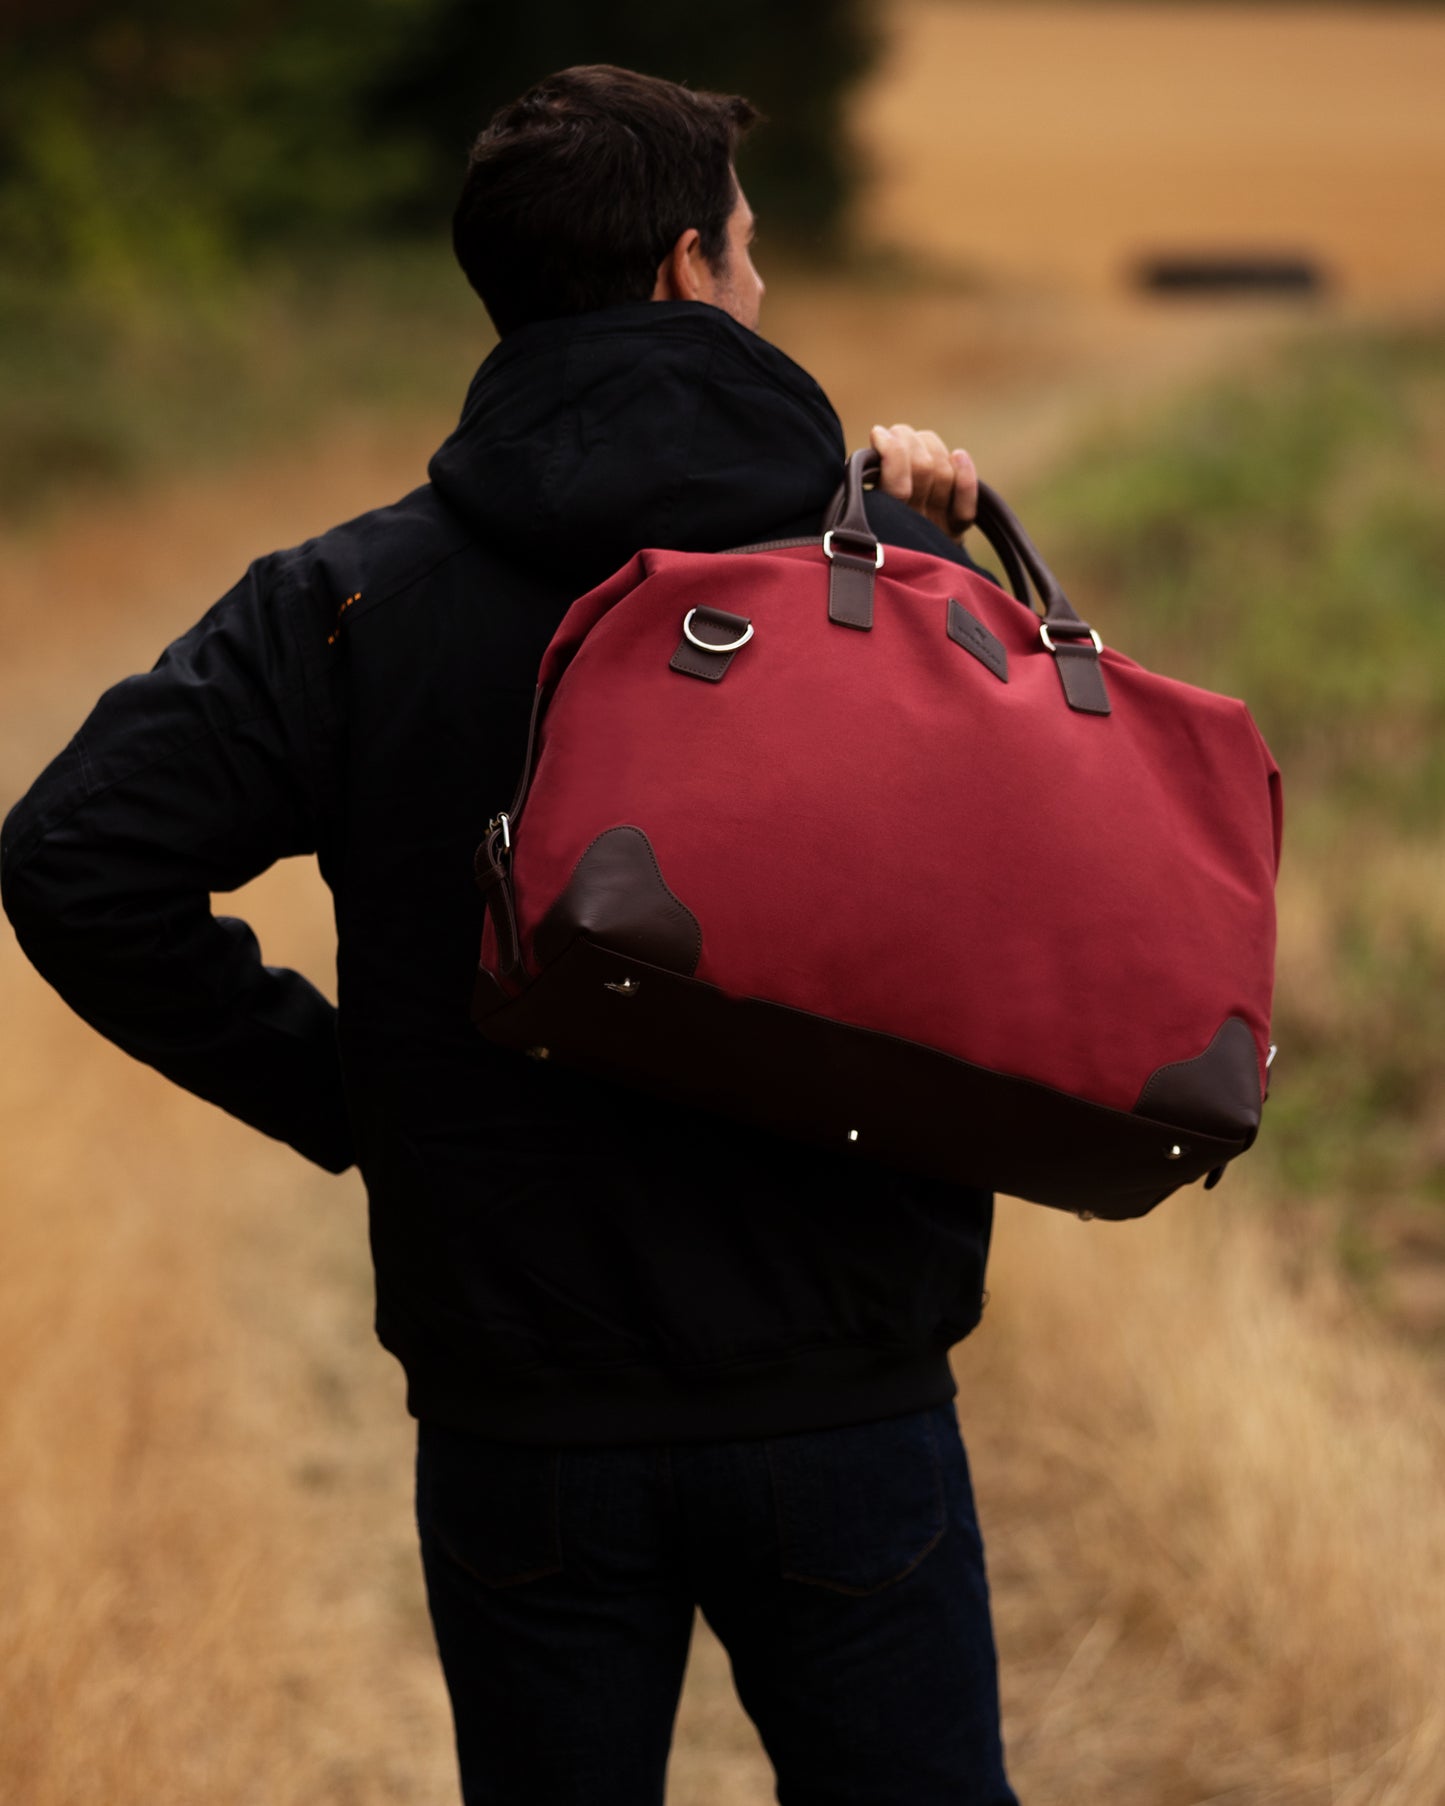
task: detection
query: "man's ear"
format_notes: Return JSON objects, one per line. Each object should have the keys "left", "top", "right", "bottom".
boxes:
{"left": 652, "top": 228, "right": 706, "bottom": 303}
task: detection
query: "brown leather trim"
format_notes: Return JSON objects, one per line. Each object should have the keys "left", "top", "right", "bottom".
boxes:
{"left": 824, "top": 448, "right": 879, "bottom": 543}
{"left": 1050, "top": 637, "right": 1112, "bottom": 715}
{"left": 509, "top": 684, "right": 547, "bottom": 828}
{"left": 1134, "top": 1017, "right": 1262, "bottom": 1138}
{"left": 472, "top": 938, "right": 1256, "bottom": 1220}
{"left": 946, "top": 599, "right": 1008, "bottom": 682}
{"left": 669, "top": 604, "right": 752, "bottom": 682}
{"left": 827, "top": 547, "right": 877, "bottom": 631}
{"left": 823, "top": 454, "right": 1109, "bottom": 712}
{"left": 973, "top": 483, "right": 1081, "bottom": 632}
{"left": 988, "top": 531, "right": 1031, "bottom": 609}
{"left": 722, "top": 536, "right": 822, "bottom": 555}
{"left": 821, "top": 449, "right": 882, "bottom": 630}
{"left": 473, "top": 824, "right": 525, "bottom": 984}
{"left": 971, "top": 486, "right": 1111, "bottom": 713}
{"left": 533, "top": 826, "right": 702, "bottom": 975}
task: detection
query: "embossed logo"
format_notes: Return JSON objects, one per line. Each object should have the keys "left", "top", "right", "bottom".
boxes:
{"left": 946, "top": 598, "right": 1009, "bottom": 683}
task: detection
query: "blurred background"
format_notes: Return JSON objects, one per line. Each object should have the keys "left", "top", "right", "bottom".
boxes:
{"left": 3, "top": 4, "right": 1444, "bottom": 1802}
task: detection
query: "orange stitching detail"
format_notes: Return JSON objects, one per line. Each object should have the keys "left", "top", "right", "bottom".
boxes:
{"left": 327, "top": 592, "right": 361, "bottom": 645}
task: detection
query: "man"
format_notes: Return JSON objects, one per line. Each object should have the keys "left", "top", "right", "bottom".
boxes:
{"left": 2, "top": 64, "right": 1018, "bottom": 1806}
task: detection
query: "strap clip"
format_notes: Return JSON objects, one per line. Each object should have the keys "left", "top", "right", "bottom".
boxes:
{"left": 822, "top": 529, "right": 884, "bottom": 570}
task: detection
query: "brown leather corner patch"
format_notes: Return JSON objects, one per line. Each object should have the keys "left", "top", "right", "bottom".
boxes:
{"left": 1134, "top": 1017, "right": 1262, "bottom": 1139}
{"left": 946, "top": 599, "right": 1008, "bottom": 682}
{"left": 534, "top": 826, "right": 702, "bottom": 975}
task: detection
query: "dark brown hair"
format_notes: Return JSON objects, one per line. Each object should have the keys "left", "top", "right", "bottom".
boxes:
{"left": 453, "top": 65, "right": 759, "bottom": 336}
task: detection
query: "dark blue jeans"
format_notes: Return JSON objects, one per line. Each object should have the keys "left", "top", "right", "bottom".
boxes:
{"left": 416, "top": 1403, "right": 1018, "bottom": 1805}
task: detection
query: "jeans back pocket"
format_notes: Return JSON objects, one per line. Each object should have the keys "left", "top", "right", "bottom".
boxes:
{"left": 766, "top": 1407, "right": 947, "bottom": 1596}
{"left": 416, "top": 1424, "right": 564, "bottom": 1588}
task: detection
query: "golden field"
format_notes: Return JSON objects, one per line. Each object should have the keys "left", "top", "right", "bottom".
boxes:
{"left": 4, "top": 6, "right": 1445, "bottom": 1802}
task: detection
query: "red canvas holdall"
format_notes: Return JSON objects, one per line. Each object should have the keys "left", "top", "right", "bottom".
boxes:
{"left": 472, "top": 448, "right": 1281, "bottom": 1220}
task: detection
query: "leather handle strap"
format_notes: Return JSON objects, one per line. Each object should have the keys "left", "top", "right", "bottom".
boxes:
{"left": 972, "top": 484, "right": 1110, "bottom": 715}
{"left": 822, "top": 447, "right": 883, "bottom": 630}
{"left": 470, "top": 679, "right": 541, "bottom": 991}
{"left": 825, "top": 446, "right": 878, "bottom": 543}
{"left": 971, "top": 482, "right": 1081, "bottom": 634}
{"left": 824, "top": 450, "right": 1076, "bottom": 623}
{"left": 824, "top": 449, "right": 1110, "bottom": 715}
{"left": 475, "top": 823, "right": 526, "bottom": 983}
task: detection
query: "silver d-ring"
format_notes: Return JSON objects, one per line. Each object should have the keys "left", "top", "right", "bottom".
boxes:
{"left": 822, "top": 530, "right": 885, "bottom": 570}
{"left": 1040, "top": 622, "right": 1103, "bottom": 654}
{"left": 683, "top": 609, "right": 754, "bottom": 655}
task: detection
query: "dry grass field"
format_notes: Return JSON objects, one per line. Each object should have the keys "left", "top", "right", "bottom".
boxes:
{"left": 856, "top": 1, "right": 1445, "bottom": 306}
{"left": 5, "top": 6, "right": 1445, "bottom": 1803}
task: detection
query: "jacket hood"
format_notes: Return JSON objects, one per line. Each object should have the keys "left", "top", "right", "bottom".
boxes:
{"left": 427, "top": 301, "right": 847, "bottom": 590}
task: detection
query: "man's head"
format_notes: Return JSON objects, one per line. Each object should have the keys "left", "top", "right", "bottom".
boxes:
{"left": 453, "top": 65, "right": 763, "bottom": 337}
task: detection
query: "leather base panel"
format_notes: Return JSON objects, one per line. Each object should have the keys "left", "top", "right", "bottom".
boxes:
{"left": 473, "top": 938, "right": 1255, "bottom": 1220}
{"left": 533, "top": 825, "right": 702, "bottom": 975}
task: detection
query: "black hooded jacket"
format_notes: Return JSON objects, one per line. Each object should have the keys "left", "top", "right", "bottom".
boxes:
{"left": 2, "top": 302, "right": 998, "bottom": 1443}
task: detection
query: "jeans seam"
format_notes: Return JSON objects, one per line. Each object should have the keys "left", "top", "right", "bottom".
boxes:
{"left": 423, "top": 1521, "right": 565, "bottom": 1590}
{"left": 778, "top": 1520, "right": 947, "bottom": 1597}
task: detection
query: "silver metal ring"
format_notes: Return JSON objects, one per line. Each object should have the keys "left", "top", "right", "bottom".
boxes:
{"left": 1039, "top": 622, "right": 1103, "bottom": 655}
{"left": 822, "top": 530, "right": 884, "bottom": 570}
{"left": 683, "top": 609, "right": 754, "bottom": 655}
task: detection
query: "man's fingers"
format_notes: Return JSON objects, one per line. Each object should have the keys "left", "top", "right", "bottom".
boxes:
{"left": 871, "top": 423, "right": 977, "bottom": 539}
{"left": 871, "top": 423, "right": 942, "bottom": 509}
{"left": 870, "top": 424, "right": 913, "bottom": 501}
{"left": 914, "top": 429, "right": 957, "bottom": 528}
{"left": 882, "top": 424, "right": 952, "bottom": 523}
{"left": 948, "top": 448, "right": 979, "bottom": 535}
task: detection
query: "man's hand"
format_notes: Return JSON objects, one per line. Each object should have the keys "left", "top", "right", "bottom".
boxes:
{"left": 869, "top": 423, "right": 978, "bottom": 540}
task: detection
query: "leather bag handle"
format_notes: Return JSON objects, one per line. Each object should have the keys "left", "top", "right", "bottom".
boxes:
{"left": 823, "top": 449, "right": 1111, "bottom": 715}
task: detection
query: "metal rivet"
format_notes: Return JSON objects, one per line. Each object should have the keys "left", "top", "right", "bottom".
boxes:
{"left": 1165, "top": 1143, "right": 1183, "bottom": 1160}
{"left": 847, "top": 1129, "right": 860, "bottom": 1143}
{"left": 526, "top": 1046, "right": 550, "bottom": 1061}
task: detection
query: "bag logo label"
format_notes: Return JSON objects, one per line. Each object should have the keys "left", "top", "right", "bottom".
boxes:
{"left": 946, "top": 599, "right": 1009, "bottom": 683}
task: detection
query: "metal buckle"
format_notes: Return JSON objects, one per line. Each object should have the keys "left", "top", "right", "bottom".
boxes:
{"left": 1039, "top": 622, "right": 1103, "bottom": 655}
{"left": 822, "top": 529, "right": 884, "bottom": 570}
{"left": 488, "top": 810, "right": 511, "bottom": 853}
{"left": 682, "top": 609, "right": 754, "bottom": 655}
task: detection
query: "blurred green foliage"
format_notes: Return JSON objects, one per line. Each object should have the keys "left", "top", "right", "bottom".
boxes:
{"left": 1026, "top": 325, "right": 1445, "bottom": 1222}
{"left": 0, "top": 0, "right": 876, "bottom": 299}
{"left": 0, "top": 0, "right": 877, "bottom": 514}
{"left": 1031, "top": 328, "right": 1445, "bottom": 821}
{"left": 0, "top": 247, "right": 487, "bottom": 516}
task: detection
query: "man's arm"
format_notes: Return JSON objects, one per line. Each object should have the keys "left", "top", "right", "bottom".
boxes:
{"left": 0, "top": 556, "right": 354, "bottom": 1174}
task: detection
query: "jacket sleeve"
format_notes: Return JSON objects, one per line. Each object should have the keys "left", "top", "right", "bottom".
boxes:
{"left": 0, "top": 554, "right": 354, "bottom": 1173}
